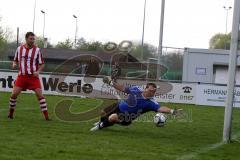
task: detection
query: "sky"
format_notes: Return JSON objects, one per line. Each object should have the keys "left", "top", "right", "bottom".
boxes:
{"left": 0, "top": 0, "right": 234, "bottom": 48}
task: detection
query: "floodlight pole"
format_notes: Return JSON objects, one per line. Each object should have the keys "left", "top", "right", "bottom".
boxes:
{"left": 32, "top": 0, "right": 36, "bottom": 32}
{"left": 223, "top": 6, "right": 232, "bottom": 34}
{"left": 41, "top": 10, "right": 46, "bottom": 38}
{"left": 223, "top": 0, "right": 240, "bottom": 143}
{"left": 223, "top": 6, "right": 232, "bottom": 49}
{"left": 73, "top": 14, "right": 78, "bottom": 48}
{"left": 141, "top": 0, "right": 147, "bottom": 61}
{"left": 17, "top": 27, "right": 19, "bottom": 47}
{"left": 157, "top": 0, "right": 165, "bottom": 80}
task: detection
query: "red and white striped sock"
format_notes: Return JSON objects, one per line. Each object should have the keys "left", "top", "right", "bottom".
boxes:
{"left": 39, "top": 97, "right": 49, "bottom": 120}
{"left": 8, "top": 97, "right": 17, "bottom": 119}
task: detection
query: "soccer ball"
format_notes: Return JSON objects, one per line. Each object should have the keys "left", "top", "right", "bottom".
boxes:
{"left": 153, "top": 113, "right": 167, "bottom": 127}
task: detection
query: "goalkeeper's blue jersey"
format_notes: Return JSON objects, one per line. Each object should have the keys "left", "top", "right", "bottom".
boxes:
{"left": 118, "top": 85, "right": 160, "bottom": 114}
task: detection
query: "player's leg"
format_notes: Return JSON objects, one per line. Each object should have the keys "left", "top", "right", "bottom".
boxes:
{"left": 101, "top": 113, "right": 120, "bottom": 128}
{"left": 91, "top": 106, "right": 132, "bottom": 131}
{"left": 8, "top": 86, "right": 22, "bottom": 119}
{"left": 90, "top": 102, "right": 119, "bottom": 131}
{"left": 90, "top": 113, "right": 119, "bottom": 131}
{"left": 34, "top": 88, "right": 49, "bottom": 120}
{"left": 102, "top": 111, "right": 134, "bottom": 128}
{"left": 100, "top": 102, "right": 118, "bottom": 120}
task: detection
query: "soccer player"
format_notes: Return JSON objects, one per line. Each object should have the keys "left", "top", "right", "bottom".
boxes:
{"left": 8, "top": 32, "right": 49, "bottom": 120}
{"left": 90, "top": 77, "right": 182, "bottom": 131}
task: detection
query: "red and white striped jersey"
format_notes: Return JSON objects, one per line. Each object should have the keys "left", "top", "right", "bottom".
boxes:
{"left": 14, "top": 45, "right": 44, "bottom": 75}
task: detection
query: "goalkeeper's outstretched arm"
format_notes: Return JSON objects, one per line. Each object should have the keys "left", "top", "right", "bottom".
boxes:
{"left": 157, "top": 107, "right": 183, "bottom": 116}
{"left": 112, "top": 81, "right": 125, "bottom": 92}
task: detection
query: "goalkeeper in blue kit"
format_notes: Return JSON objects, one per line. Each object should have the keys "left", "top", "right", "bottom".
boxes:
{"left": 90, "top": 76, "right": 182, "bottom": 131}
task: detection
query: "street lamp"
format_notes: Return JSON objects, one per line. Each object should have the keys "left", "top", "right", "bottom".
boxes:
{"left": 41, "top": 10, "right": 46, "bottom": 38}
{"left": 73, "top": 14, "right": 78, "bottom": 48}
{"left": 33, "top": 0, "right": 37, "bottom": 32}
{"left": 223, "top": 6, "right": 232, "bottom": 34}
{"left": 223, "top": 6, "right": 232, "bottom": 49}
{"left": 141, "top": 0, "right": 147, "bottom": 61}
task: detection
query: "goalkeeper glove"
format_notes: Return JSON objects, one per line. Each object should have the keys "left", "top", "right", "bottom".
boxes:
{"left": 103, "top": 76, "right": 113, "bottom": 85}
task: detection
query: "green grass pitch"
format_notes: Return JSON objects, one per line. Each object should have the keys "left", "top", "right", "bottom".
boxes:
{"left": 0, "top": 92, "right": 240, "bottom": 160}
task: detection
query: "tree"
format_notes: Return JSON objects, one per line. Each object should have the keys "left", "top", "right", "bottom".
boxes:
{"left": 87, "top": 41, "right": 102, "bottom": 51}
{"left": 35, "top": 36, "right": 53, "bottom": 48}
{"left": 0, "top": 17, "right": 8, "bottom": 60}
{"left": 0, "top": 32, "right": 7, "bottom": 60}
{"left": 209, "top": 33, "right": 231, "bottom": 50}
{"left": 131, "top": 42, "right": 157, "bottom": 60}
{"left": 76, "top": 38, "right": 102, "bottom": 51}
{"left": 160, "top": 52, "right": 183, "bottom": 80}
{"left": 0, "top": 30, "right": 6, "bottom": 48}
{"left": 0, "top": 18, "right": 6, "bottom": 48}
{"left": 161, "top": 53, "right": 183, "bottom": 71}
{"left": 76, "top": 37, "right": 88, "bottom": 50}
{"left": 55, "top": 39, "right": 73, "bottom": 49}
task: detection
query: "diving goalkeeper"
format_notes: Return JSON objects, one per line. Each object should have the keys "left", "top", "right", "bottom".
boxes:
{"left": 90, "top": 76, "right": 182, "bottom": 131}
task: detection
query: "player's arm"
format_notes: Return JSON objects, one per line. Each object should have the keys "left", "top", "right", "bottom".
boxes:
{"left": 112, "top": 81, "right": 125, "bottom": 92}
{"left": 157, "top": 106, "right": 173, "bottom": 114}
{"left": 151, "top": 101, "right": 182, "bottom": 115}
{"left": 157, "top": 106, "right": 183, "bottom": 115}
{"left": 34, "top": 64, "right": 45, "bottom": 77}
{"left": 150, "top": 102, "right": 174, "bottom": 114}
{"left": 12, "top": 49, "right": 18, "bottom": 69}
{"left": 37, "top": 64, "right": 45, "bottom": 73}
{"left": 12, "top": 61, "right": 18, "bottom": 69}
{"left": 34, "top": 50, "right": 45, "bottom": 77}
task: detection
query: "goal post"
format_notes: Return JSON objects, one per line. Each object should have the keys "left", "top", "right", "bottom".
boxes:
{"left": 223, "top": 0, "right": 240, "bottom": 143}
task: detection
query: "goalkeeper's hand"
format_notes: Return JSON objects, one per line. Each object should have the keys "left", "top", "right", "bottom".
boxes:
{"left": 111, "top": 64, "right": 121, "bottom": 81}
{"left": 103, "top": 76, "right": 113, "bottom": 85}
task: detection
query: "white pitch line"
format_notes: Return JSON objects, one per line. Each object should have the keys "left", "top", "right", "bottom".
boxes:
{"left": 177, "top": 131, "right": 240, "bottom": 160}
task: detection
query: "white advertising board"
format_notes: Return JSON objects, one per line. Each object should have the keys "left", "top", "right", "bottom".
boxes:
{"left": 155, "top": 83, "right": 196, "bottom": 104}
{"left": 0, "top": 71, "right": 196, "bottom": 104}
{"left": 5, "top": 71, "right": 240, "bottom": 107}
{"left": 196, "top": 84, "right": 240, "bottom": 107}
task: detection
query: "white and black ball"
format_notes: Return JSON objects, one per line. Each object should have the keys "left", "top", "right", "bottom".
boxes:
{"left": 153, "top": 113, "right": 167, "bottom": 127}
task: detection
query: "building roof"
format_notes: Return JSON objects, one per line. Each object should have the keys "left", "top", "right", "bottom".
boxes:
{"left": 8, "top": 48, "right": 139, "bottom": 63}
{"left": 185, "top": 48, "right": 240, "bottom": 55}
